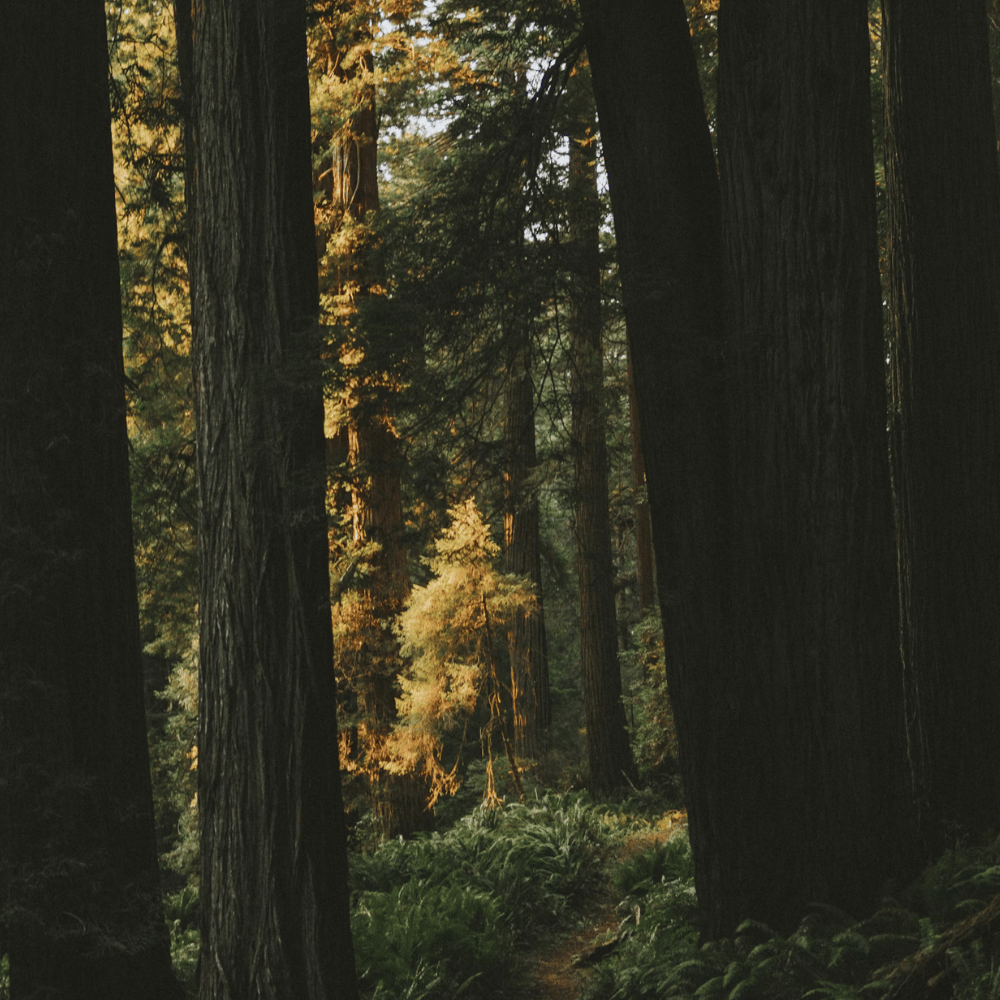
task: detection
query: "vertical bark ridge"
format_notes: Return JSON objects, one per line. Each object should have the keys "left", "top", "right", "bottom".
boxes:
{"left": 190, "top": 2, "right": 358, "bottom": 996}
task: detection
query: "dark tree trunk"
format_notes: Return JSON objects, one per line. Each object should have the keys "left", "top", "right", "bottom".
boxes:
{"left": 882, "top": 0, "right": 1000, "bottom": 851}
{"left": 503, "top": 338, "right": 551, "bottom": 761}
{"left": 0, "top": 2, "right": 180, "bottom": 997}
{"left": 716, "top": 0, "right": 915, "bottom": 933}
{"left": 581, "top": 0, "right": 732, "bottom": 937}
{"left": 567, "top": 64, "right": 638, "bottom": 796}
{"left": 188, "top": 1, "right": 358, "bottom": 997}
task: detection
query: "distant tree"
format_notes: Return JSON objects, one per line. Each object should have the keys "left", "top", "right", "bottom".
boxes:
{"left": 566, "top": 61, "right": 637, "bottom": 795}
{"left": 503, "top": 333, "right": 552, "bottom": 761}
{"left": 187, "top": 0, "right": 358, "bottom": 995}
{"left": 626, "top": 345, "right": 656, "bottom": 617}
{"left": 311, "top": 2, "right": 432, "bottom": 840}
{"left": 882, "top": 0, "right": 1000, "bottom": 851}
{"left": 500, "top": 60, "right": 552, "bottom": 767}
{"left": 0, "top": 1, "right": 181, "bottom": 996}
{"left": 392, "top": 500, "right": 536, "bottom": 806}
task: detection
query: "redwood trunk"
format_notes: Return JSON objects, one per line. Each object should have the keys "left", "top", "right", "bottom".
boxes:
{"left": 189, "top": 1, "right": 358, "bottom": 996}
{"left": 882, "top": 0, "right": 1000, "bottom": 850}
{"left": 716, "top": 0, "right": 914, "bottom": 933}
{"left": 568, "top": 66, "right": 637, "bottom": 795}
{"left": 503, "top": 339, "right": 551, "bottom": 760}
{"left": 0, "top": 2, "right": 179, "bottom": 996}
{"left": 315, "top": 14, "right": 430, "bottom": 839}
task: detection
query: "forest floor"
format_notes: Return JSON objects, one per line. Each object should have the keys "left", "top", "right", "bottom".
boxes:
{"left": 517, "top": 817, "right": 687, "bottom": 1000}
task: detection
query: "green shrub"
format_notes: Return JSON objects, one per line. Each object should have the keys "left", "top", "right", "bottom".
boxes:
{"left": 352, "top": 881, "right": 507, "bottom": 997}
{"left": 162, "top": 881, "right": 200, "bottom": 992}
{"left": 351, "top": 791, "right": 619, "bottom": 996}
{"left": 351, "top": 792, "right": 616, "bottom": 938}
{"left": 612, "top": 835, "right": 694, "bottom": 899}
{"left": 909, "top": 840, "right": 1000, "bottom": 924}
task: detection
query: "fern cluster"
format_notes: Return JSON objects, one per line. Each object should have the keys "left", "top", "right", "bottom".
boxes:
{"left": 586, "top": 836, "right": 1000, "bottom": 1000}
{"left": 350, "top": 791, "right": 619, "bottom": 997}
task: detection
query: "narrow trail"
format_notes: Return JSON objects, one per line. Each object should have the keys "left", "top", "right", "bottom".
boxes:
{"left": 519, "top": 815, "right": 688, "bottom": 1000}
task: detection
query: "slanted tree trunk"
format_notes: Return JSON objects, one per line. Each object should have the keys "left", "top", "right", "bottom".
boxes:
{"left": 882, "top": 0, "right": 1000, "bottom": 851}
{"left": 188, "top": 0, "right": 358, "bottom": 996}
{"left": 0, "top": 2, "right": 180, "bottom": 997}
{"left": 583, "top": 0, "right": 916, "bottom": 940}
{"left": 581, "top": 0, "right": 732, "bottom": 935}
{"left": 716, "top": 0, "right": 915, "bottom": 934}
{"left": 567, "top": 61, "right": 638, "bottom": 796}
{"left": 503, "top": 337, "right": 551, "bottom": 761}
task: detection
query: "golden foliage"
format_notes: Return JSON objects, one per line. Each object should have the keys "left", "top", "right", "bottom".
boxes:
{"left": 385, "top": 499, "right": 536, "bottom": 804}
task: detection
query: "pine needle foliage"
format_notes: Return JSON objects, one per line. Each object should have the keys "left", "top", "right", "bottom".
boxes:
{"left": 390, "top": 500, "right": 536, "bottom": 804}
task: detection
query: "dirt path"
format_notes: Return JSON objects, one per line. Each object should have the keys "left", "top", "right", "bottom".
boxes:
{"left": 519, "top": 814, "right": 687, "bottom": 1000}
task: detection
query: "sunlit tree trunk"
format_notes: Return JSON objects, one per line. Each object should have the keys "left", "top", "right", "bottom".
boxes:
{"left": 716, "top": 0, "right": 915, "bottom": 934}
{"left": 189, "top": 0, "right": 358, "bottom": 996}
{"left": 503, "top": 338, "right": 551, "bottom": 760}
{"left": 314, "top": 9, "right": 431, "bottom": 839}
{"left": 568, "top": 61, "right": 638, "bottom": 796}
{"left": 883, "top": 0, "right": 1000, "bottom": 851}
{"left": 0, "top": 2, "right": 180, "bottom": 996}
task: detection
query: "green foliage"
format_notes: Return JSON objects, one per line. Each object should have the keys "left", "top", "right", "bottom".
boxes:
{"left": 612, "top": 835, "right": 694, "bottom": 899}
{"left": 149, "top": 658, "right": 199, "bottom": 879}
{"left": 586, "top": 834, "right": 1000, "bottom": 1000}
{"left": 162, "top": 883, "right": 200, "bottom": 991}
{"left": 620, "top": 613, "right": 682, "bottom": 797}
{"left": 353, "top": 881, "right": 505, "bottom": 997}
{"left": 909, "top": 839, "right": 1000, "bottom": 924}
{"left": 351, "top": 792, "right": 618, "bottom": 997}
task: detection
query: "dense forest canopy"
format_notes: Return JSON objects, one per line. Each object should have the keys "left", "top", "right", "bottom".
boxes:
{"left": 3, "top": 0, "right": 1000, "bottom": 997}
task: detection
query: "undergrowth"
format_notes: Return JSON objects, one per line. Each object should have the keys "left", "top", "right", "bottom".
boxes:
{"left": 350, "top": 790, "right": 622, "bottom": 998}
{"left": 584, "top": 836, "right": 1000, "bottom": 1000}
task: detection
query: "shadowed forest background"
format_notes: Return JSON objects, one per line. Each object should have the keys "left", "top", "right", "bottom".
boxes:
{"left": 4, "top": 1, "right": 1000, "bottom": 998}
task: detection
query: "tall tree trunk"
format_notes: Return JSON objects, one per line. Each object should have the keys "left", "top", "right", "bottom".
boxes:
{"left": 582, "top": 0, "right": 731, "bottom": 930}
{"left": 626, "top": 342, "right": 656, "bottom": 616}
{"left": 188, "top": 1, "right": 358, "bottom": 996}
{"left": 568, "top": 62, "right": 638, "bottom": 796}
{"left": 716, "top": 0, "right": 915, "bottom": 934}
{"left": 314, "top": 10, "right": 431, "bottom": 839}
{"left": 0, "top": 2, "right": 180, "bottom": 997}
{"left": 882, "top": 0, "right": 1000, "bottom": 851}
{"left": 503, "top": 338, "right": 551, "bottom": 761}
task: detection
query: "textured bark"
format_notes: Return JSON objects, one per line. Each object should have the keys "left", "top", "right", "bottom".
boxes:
{"left": 716, "top": 0, "right": 914, "bottom": 933}
{"left": 581, "top": 0, "right": 731, "bottom": 937}
{"left": 882, "top": 0, "right": 1000, "bottom": 850}
{"left": 343, "top": 419, "right": 430, "bottom": 839}
{"left": 189, "top": 2, "right": 358, "bottom": 997}
{"left": 0, "top": 2, "right": 180, "bottom": 996}
{"left": 315, "top": 12, "right": 430, "bottom": 840}
{"left": 568, "top": 66, "right": 638, "bottom": 796}
{"left": 503, "top": 339, "right": 551, "bottom": 761}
